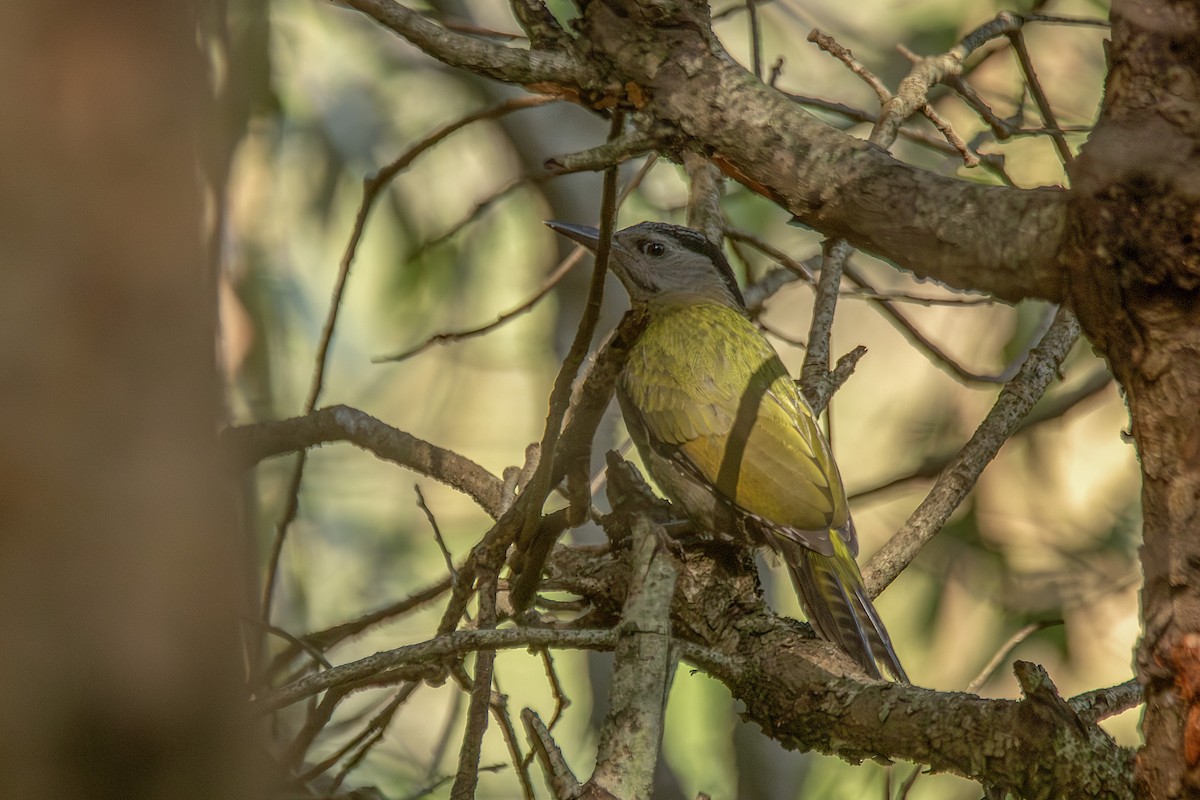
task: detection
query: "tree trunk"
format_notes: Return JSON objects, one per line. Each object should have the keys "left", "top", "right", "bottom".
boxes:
{"left": 0, "top": 2, "right": 264, "bottom": 798}
{"left": 1064, "top": 0, "right": 1200, "bottom": 794}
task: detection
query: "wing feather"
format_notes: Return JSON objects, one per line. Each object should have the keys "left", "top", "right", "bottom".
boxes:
{"left": 620, "top": 304, "right": 849, "bottom": 542}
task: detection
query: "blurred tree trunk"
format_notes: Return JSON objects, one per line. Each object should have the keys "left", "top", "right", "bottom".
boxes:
{"left": 0, "top": 2, "right": 263, "bottom": 798}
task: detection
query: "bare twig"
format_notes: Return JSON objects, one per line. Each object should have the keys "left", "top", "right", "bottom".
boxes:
{"left": 300, "top": 684, "right": 416, "bottom": 787}
{"left": 507, "top": 113, "right": 627, "bottom": 608}
{"left": 450, "top": 574, "right": 499, "bottom": 800}
{"left": 842, "top": 261, "right": 1053, "bottom": 385}
{"left": 799, "top": 238, "right": 853, "bottom": 413}
{"left": 966, "top": 620, "right": 1062, "bottom": 694}
{"left": 523, "top": 709, "right": 582, "bottom": 799}
{"left": 416, "top": 484, "right": 458, "bottom": 582}
{"left": 259, "top": 95, "right": 556, "bottom": 624}
{"left": 540, "top": 648, "right": 570, "bottom": 729}
{"left": 223, "top": 405, "right": 507, "bottom": 518}
{"left": 261, "top": 627, "right": 622, "bottom": 710}
{"left": 376, "top": 246, "right": 585, "bottom": 363}
{"left": 428, "top": 689, "right": 464, "bottom": 782}
{"left": 275, "top": 577, "right": 452, "bottom": 671}
{"left": 344, "top": 0, "right": 584, "bottom": 84}
{"left": 746, "top": 0, "right": 763, "bottom": 80}
{"left": 545, "top": 132, "right": 659, "bottom": 174}
{"left": 863, "top": 308, "right": 1080, "bottom": 596}
{"left": 807, "top": 30, "right": 891, "bottom": 103}
{"left": 404, "top": 172, "right": 549, "bottom": 262}
{"left": 848, "top": 365, "right": 1111, "bottom": 503}
{"left": 1005, "top": 19, "right": 1074, "bottom": 166}
{"left": 725, "top": 226, "right": 816, "bottom": 284}
{"left": 489, "top": 675, "right": 537, "bottom": 800}
{"left": 1069, "top": 679, "right": 1142, "bottom": 724}
{"left": 768, "top": 55, "right": 785, "bottom": 87}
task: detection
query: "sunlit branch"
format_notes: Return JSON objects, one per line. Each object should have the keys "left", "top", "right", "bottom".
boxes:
{"left": 343, "top": 0, "right": 584, "bottom": 85}
{"left": 223, "top": 404, "right": 507, "bottom": 518}
{"left": 848, "top": 365, "right": 1112, "bottom": 502}
{"left": 863, "top": 308, "right": 1081, "bottom": 595}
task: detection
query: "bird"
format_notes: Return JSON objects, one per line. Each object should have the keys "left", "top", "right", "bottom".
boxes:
{"left": 546, "top": 219, "right": 907, "bottom": 682}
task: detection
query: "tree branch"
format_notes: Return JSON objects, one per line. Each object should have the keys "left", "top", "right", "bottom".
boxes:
{"left": 343, "top": 0, "right": 584, "bottom": 86}
{"left": 222, "top": 405, "right": 508, "bottom": 519}
{"left": 863, "top": 307, "right": 1080, "bottom": 595}
{"left": 543, "top": 540, "right": 1135, "bottom": 800}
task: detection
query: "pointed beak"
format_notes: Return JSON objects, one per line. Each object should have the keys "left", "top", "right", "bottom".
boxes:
{"left": 545, "top": 220, "right": 601, "bottom": 252}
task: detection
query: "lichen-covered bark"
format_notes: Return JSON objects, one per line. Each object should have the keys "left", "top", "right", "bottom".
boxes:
{"left": 546, "top": 541, "right": 1136, "bottom": 799}
{"left": 573, "top": 0, "right": 1067, "bottom": 303}
{"left": 1063, "top": 0, "right": 1200, "bottom": 796}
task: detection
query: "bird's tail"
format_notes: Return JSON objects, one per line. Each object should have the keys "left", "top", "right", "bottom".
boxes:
{"left": 779, "top": 536, "right": 908, "bottom": 683}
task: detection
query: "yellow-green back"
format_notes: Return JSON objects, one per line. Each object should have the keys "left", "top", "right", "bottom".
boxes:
{"left": 619, "top": 302, "right": 849, "bottom": 538}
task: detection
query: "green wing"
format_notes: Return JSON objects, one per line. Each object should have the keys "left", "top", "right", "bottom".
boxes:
{"left": 620, "top": 303, "right": 849, "bottom": 541}
{"left": 621, "top": 303, "right": 907, "bottom": 681}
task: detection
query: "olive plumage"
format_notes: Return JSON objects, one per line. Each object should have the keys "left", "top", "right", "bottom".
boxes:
{"left": 547, "top": 220, "right": 907, "bottom": 682}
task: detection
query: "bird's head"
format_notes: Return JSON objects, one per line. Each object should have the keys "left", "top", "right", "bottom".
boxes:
{"left": 546, "top": 220, "right": 745, "bottom": 310}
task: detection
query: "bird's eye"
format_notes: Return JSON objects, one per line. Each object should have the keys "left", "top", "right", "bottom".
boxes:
{"left": 640, "top": 241, "right": 666, "bottom": 258}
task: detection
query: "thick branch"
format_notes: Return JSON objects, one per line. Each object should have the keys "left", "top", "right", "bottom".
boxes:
{"left": 573, "top": 2, "right": 1067, "bottom": 302}
{"left": 544, "top": 541, "right": 1135, "bottom": 800}
{"left": 344, "top": 0, "right": 1068, "bottom": 303}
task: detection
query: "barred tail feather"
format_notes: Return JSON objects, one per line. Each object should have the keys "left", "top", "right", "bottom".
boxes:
{"left": 779, "top": 537, "right": 908, "bottom": 683}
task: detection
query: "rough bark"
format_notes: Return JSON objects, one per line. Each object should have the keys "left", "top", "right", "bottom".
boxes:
{"left": 542, "top": 541, "right": 1136, "bottom": 800}
{"left": 573, "top": 0, "right": 1067, "bottom": 302}
{"left": 1064, "top": 1, "right": 1200, "bottom": 795}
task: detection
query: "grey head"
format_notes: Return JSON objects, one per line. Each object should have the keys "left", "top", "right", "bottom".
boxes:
{"left": 546, "top": 220, "right": 745, "bottom": 310}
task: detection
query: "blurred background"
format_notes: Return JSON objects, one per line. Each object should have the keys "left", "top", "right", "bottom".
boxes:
{"left": 215, "top": 0, "right": 1133, "bottom": 797}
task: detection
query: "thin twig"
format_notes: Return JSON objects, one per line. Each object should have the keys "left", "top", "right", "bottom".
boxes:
{"left": 450, "top": 575, "right": 499, "bottom": 799}
{"left": 849, "top": 365, "right": 1111, "bottom": 502}
{"left": 262, "top": 627, "right": 622, "bottom": 711}
{"left": 416, "top": 484, "right": 458, "bottom": 582}
{"left": 768, "top": 55, "right": 785, "bottom": 87}
{"left": 799, "top": 238, "right": 853, "bottom": 413}
{"left": 507, "top": 112, "right": 626, "bottom": 605}
{"left": 404, "top": 172, "right": 549, "bottom": 262}
{"left": 302, "top": 683, "right": 416, "bottom": 787}
{"left": 842, "top": 261, "right": 1049, "bottom": 385}
{"left": 1005, "top": 19, "right": 1074, "bottom": 166}
{"left": 376, "top": 247, "right": 586, "bottom": 363}
{"left": 863, "top": 308, "right": 1080, "bottom": 596}
{"left": 807, "top": 30, "right": 890, "bottom": 104}
{"left": 259, "top": 95, "right": 555, "bottom": 625}
{"left": 724, "top": 226, "right": 816, "bottom": 283}
{"left": 428, "top": 688, "right": 464, "bottom": 781}
{"left": 489, "top": 674, "right": 537, "bottom": 800}
{"left": 224, "top": 405, "right": 508, "bottom": 518}
{"left": 344, "top": 0, "right": 583, "bottom": 84}
{"left": 746, "top": 0, "right": 763, "bottom": 80}
{"left": 267, "top": 576, "right": 452, "bottom": 676}
{"left": 966, "top": 620, "right": 1062, "bottom": 694}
